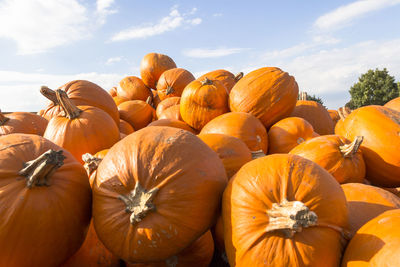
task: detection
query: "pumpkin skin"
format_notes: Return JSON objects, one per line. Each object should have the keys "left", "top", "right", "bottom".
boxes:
{"left": 328, "top": 109, "right": 340, "bottom": 125}
{"left": 113, "top": 96, "right": 129, "bottom": 106}
{"left": 197, "top": 69, "right": 243, "bottom": 93}
{"left": 118, "top": 100, "right": 155, "bottom": 130}
{"left": 268, "top": 117, "right": 318, "bottom": 154}
{"left": 180, "top": 78, "right": 229, "bottom": 130}
{"left": 384, "top": 97, "right": 400, "bottom": 112}
{"left": 150, "top": 90, "right": 161, "bottom": 108}
{"left": 341, "top": 183, "right": 400, "bottom": 238}
{"left": 109, "top": 87, "right": 117, "bottom": 97}
{"left": 0, "top": 134, "right": 91, "bottom": 267}
{"left": 156, "top": 97, "right": 180, "bottom": 118}
{"left": 126, "top": 230, "right": 214, "bottom": 267}
{"left": 158, "top": 105, "right": 182, "bottom": 121}
{"left": 147, "top": 119, "right": 197, "bottom": 134}
{"left": 140, "top": 53, "right": 177, "bottom": 89}
{"left": 229, "top": 67, "right": 298, "bottom": 128}
{"left": 92, "top": 127, "right": 227, "bottom": 263}
{"left": 118, "top": 76, "right": 151, "bottom": 101}
{"left": 119, "top": 119, "right": 135, "bottom": 135}
{"left": 341, "top": 209, "right": 400, "bottom": 267}
{"left": 223, "top": 154, "right": 348, "bottom": 267}
{"left": 200, "top": 112, "right": 268, "bottom": 154}
{"left": 156, "top": 68, "right": 195, "bottom": 100}
{"left": 335, "top": 105, "right": 400, "bottom": 187}
{"left": 0, "top": 111, "right": 48, "bottom": 136}
{"left": 198, "top": 133, "right": 252, "bottom": 179}
{"left": 289, "top": 135, "right": 366, "bottom": 184}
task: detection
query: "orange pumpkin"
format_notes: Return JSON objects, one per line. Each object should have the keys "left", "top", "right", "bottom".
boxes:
{"left": 197, "top": 69, "right": 243, "bottom": 93}
{"left": 150, "top": 90, "right": 161, "bottom": 108}
{"left": 156, "top": 97, "right": 180, "bottom": 118}
{"left": 109, "top": 86, "right": 117, "bottom": 97}
{"left": 229, "top": 67, "right": 298, "bottom": 128}
{"left": 113, "top": 96, "right": 129, "bottom": 106}
{"left": 117, "top": 76, "right": 151, "bottom": 101}
{"left": 328, "top": 109, "right": 340, "bottom": 125}
{"left": 119, "top": 119, "right": 135, "bottom": 135}
{"left": 335, "top": 105, "right": 400, "bottom": 187}
{"left": 0, "top": 134, "right": 91, "bottom": 267}
{"left": 158, "top": 105, "right": 182, "bottom": 121}
{"left": 384, "top": 97, "right": 400, "bottom": 112}
{"left": 268, "top": 117, "right": 318, "bottom": 154}
{"left": 140, "top": 53, "right": 177, "bottom": 89}
{"left": 147, "top": 119, "right": 197, "bottom": 134}
{"left": 180, "top": 78, "right": 229, "bottom": 130}
{"left": 118, "top": 100, "right": 155, "bottom": 130}
{"left": 223, "top": 154, "right": 348, "bottom": 266}
{"left": 92, "top": 127, "right": 227, "bottom": 263}
{"left": 0, "top": 110, "right": 48, "bottom": 136}
{"left": 156, "top": 68, "right": 195, "bottom": 100}
{"left": 82, "top": 149, "right": 108, "bottom": 189}
{"left": 289, "top": 135, "right": 366, "bottom": 184}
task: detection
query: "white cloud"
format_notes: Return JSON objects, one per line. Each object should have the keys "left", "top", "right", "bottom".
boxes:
{"left": 106, "top": 56, "right": 122, "bottom": 65}
{"left": 183, "top": 47, "right": 248, "bottom": 58}
{"left": 213, "top": 13, "right": 223, "bottom": 17}
{"left": 96, "top": 0, "right": 117, "bottom": 25}
{"left": 314, "top": 0, "right": 400, "bottom": 31}
{"left": 111, "top": 6, "right": 201, "bottom": 41}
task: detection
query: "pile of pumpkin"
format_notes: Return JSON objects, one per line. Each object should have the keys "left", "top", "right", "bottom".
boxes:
{"left": 1, "top": 52, "right": 400, "bottom": 267}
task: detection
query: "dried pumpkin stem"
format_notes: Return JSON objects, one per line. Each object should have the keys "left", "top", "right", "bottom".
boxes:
{"left": 266, "top": 198, "right": 317, "bottom": 238}
{"left": 118, "top": 182, "right": 159, "bottom": 224}
{"left": 234, "top": 72, "right": 244, "bottom": 82}
{"left": 55, "top": 89, "right": 82, "bottom": 119}
{"left": 166, "top": 85, "right": 175, "bottom": 95}
{"left": 19, "top": 149, "right": 65, "bottom": 188}
{"left": 201, "top": 77, "right": 213, "bottom": 86}
{"left": 40, "top": 86, "right": 59, "bottom": 105}
{"left": 0, "top": 110, "right": 10, "bottom": 126}
{"left": 340, "top": 136, "right": 364, "bottom": 157}
{"left": 251, "top": 150, "right": 266, "bottom": 159}
{"left": 82, "top": 153, "right": 102, "bottom": 176}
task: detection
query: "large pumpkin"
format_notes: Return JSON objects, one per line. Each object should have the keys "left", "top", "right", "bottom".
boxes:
{"left": 223, "top": 154, "right": 348, "bottom": 266}
{"left": 156, "top": 68, "right": 195, "bottom": 100}
{"left": 335, "top": 105, "right": 400, "bottom": 187}
{"left": 197, "top": 69, "right": 243, "bottom": 93}
{"left": 0, "top": 110, "right": 48, "bottom": 136}
{"left": 229, "top": 67, "right": 298, "bottom": 128}
{"left": 0, "top": 134, "right": 91, "bottom": 267}
{"left": 118, "top": 100, "right": 155, "bottom": 130}
{"left": 92, "top": 127, "right": 227, "bottom": 263}
{"left": 140, "top": 53, "right": 177, "bottom": 89}
{"left": 384, "top": 96, "right": 400, "bottom": 112}
{"left": 117, "top": 76, "right": 151, "bottom": 101}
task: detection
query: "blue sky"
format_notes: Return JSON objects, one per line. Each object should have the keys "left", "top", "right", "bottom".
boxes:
{"left": 1, "top": 0, "right": 400, "bottom": 111}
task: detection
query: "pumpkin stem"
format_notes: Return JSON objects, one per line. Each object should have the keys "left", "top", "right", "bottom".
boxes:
{"left": 234, "top": 72, "right": 244, "bottom": 82}
{"left": 19, "top": 149, "right": 65, "bottom": 188}
{"left": 251, "top": 150, "right": 266, "bottom": 159}
{"left": 298, "top": 92, "right": 308, "bottom": 101}
{"left": 296, "top": 137, "right": 305, "bottom": 144}
{"left": 266, "top": 198, "right": 318, "bottom": 238}
{"left": 340, "top": 136, "right": 364, "bottom": 157}
{"left": 166, "top": 85, "right": 175, "bottom": 95}
{"left": 0, "top": 110, "right": 10, "bottom": 126}
{"left": 201, "top": 77, "right": 213, "bottom": 86}
{"left": 118, "top": 182, "right": 159, "bottom": 224}
{"left": 55, "top": 89, "right": 82, "bottom": 119}
{"left": 40, "top": 86, "right": 60, "bottom": 105}
{"left": 338, "top": 107, "right": 352, "bottom": 120}
{"left": 82, "top": 153, "right": 102, "bottom": 176}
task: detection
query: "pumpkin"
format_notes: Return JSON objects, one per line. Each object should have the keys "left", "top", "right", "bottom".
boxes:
{"left": 119, "top": 119, "right": 135, "bottom": 135}
{"left": 290, "top": 92, "right": 334, "bottom": 135}
{"left": 268, "top": 117, "right": 318, "bottom": 154}
{"left": 223, "top": 154, "right": 348, "bottom": 266}
{"left": 197, "top": 69, "right": 243, "bottom": 93}
{"left": 289, "top": 135, "right": 366, "bottom": 184}
{"left": 156, "top": 68, "right": 195, "bottom": 100}
{"left": 342, "top": 209, "right": 400, "bottom": 266}
{"left": 156, "top": 97, "right": 180, "bottom": 118}
{"left": 180, "top": 78, "right": 229, "bottom": 130}
{"left": 92, "top": 127, "right": 227, "bottom": 263}
{"left": 335, "top": 105, "right": 400, "bottom": 187}
{"left": 113, "top": 96, "right": 129, "bottom": 106}
{"left": 229, "top": 67, "right": 298, "bottom": 128}
{"left": 158, "top": 105, "right": 182, "bottom": 121}
{"left": 147, "top": 119, "right": 197, "bottom": 134}
{"left": 341, "top": 183, "right": 400, "bottom": 238}
{"left": 0, "top": 110, "right": 48, "bottom": 136}
{"left": 0, "top": 133, "right": 91, "bottom": 267}
{"left": 82, "top": 151, "right": 108, "bottom": 189}
{"left": 43, "top": 89, "right": 120, "bottom": 164}
{"left": 118, "top": 100, "right": 155, "bottom": 130}
{"left": 40, "top": 80, "right": 119, "bottom": 125}
{"left": 117, "top": 76, "right": 151, "bottom": 101}
{"left": 109, "top": 86, "right": 117, "bottom": 97}
{"left": 198, "top": 133, "right": 252, "bottom": 179}
{"left": 149, "top": 90, "right": 161, "bottom": 109}
{"left": 126, "top": 231, "right": 214, "bottom": 267}
{"left": 140, "top": 53, "right": 177, "bottom": 89}
{"left": 328, "top": 109, "right": 340, "bottom": 125}
{"left": 384, "top": 97, "right": 400, "bottom": 112}
{"left": 200, "top": 112, "right": 268, "bottom": 156}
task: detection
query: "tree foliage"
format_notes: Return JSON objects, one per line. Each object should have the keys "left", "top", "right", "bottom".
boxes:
{"left": 305, "top": 94, "right": 324, "bottom": 106}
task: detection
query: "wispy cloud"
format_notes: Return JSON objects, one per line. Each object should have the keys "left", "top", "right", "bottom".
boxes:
{"left": 183, "top": 47, "right": 248, "bottom": 58}
{"left": 106, "top": 56, "right": 122, "bottom": 65}
{"left": 111, "top": 6, "right": 201, "bottom": 41}
{"left": 96, "top": 0, "right": 117, "bottom": 25}
{"left": 213, "top": 13, "right": 223, "bottom": 17}
{"left": 314, "top": 0, "right": 400, "bottom": 31}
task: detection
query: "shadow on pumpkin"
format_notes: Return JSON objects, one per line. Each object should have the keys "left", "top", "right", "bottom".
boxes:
{"left": 343, "top": 233, "right": 385, "bottom": 263}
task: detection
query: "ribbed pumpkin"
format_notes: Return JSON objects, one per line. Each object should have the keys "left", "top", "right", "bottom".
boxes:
{"left": 109, "top": 86, "right": 117, "bottom": 97}
{"left": 40, "top": 80, "right": 119, "bottom": 125}
{"left": 197, "top": 69, "right": 243, "bottom": 93}
{"left": 113, "top": 96, "right": 129, "bottom": 106}
{"left": 198, "top": 133, "right": 252, "bottom": 179}
{"left": 158, "top": 105, "right": 182, "bottom": 121}
{"left": 118, "top": 100, "right": 155, "bottom": 130}
{"left": 341, "top": 183, "right": 400, "bottom": 238}
{"left": 328, "top": 109, "right": 340, "bottom": 125}
{"left": 92, "top": 127, "right": 227, "bottom": 263}
{"left": 43, "top": 89, "right": 120, "bottom": 164}
{"left": 335, "top": 105, "right": 400, "bottom": 187}
{"left": 156, "top": 97, "right": 180, "bottom": 118}
{"left": 384, "top": 96, "right": 400, "bottom": 112}
{"left": 223, "top": 154, "right": 348, "bottom": 266}
{"left": 126, "top": 231, "right": 214, "bottom": 267}
{"left": 268, "top": 117, "right": 318, "bottom": 154}
{"left": 180, "top": 78, "right": 229, "bottom": 130}
{"left": 0, "top": 134, "right": 91, "bottom": 267}
{"left": 140, "top": 53, "right": 177, "bottom": 89}
{"left": 119, "top": 119, "right": 135, "bottom": 135}
{"left": 200, "top": 112, "right": 268, "bottom": 155}
{"left": 290, "top": 92, "right": 334, "bottom": 135}
{"left": 342, "top": 209, "right": 400, "bottom": 267}
{"left": 148, "top": 119, "right": 197, "bottom": 134}
{"left": 0, "top": 110, "right": 48, "bottom": 136}
{"left": 229, "top": 67, "right": 298, "bottom": 128}
{"left": 289, "top": 135, "right": 366, "bottom": 184}
{"left": 156, "top": 68, "right": 195, "bottom": 100}
{"left": 117, "top": 76, "right": 151, "bottom": 101}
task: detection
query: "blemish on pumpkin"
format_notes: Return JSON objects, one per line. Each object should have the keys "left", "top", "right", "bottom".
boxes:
{"left": 256, "top": 135, "right": 261, "bottom": 143}
{"left": 297, "top": 137, "right": 305, "bottom": 144}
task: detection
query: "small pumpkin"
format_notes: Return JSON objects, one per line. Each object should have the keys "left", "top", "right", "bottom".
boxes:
{"left": 119, "top": 119, "right": 135, "bottom": 135}
{"left": 113, "top": 96, "right": 129, "bottom": 106}
{"left": 109, "top": 86, "right": 117, "bottom": 97}
{"left": 328, "top": 109, "right": 340, "bottom": 125}
{"left": 147, "top": 119, "right": 197, "bottom": 134}
{"left": 140, "top": 53, "right": 177, "bottom": 89}
{"left": 156, "top": 97, "right": 180, "bottom": 118}
{"left": 156, "top": 68, "right": 195, "bottom": 100}
{"left": 118, "top": 100, "right": 155, "bottom": 130}
{"left": 0, "top": 110, "right": 48, "bottom": 136}
{"left": 158, "top": 105, "right": 182, "bottom": 121}
{"left": 197, "top": 69, "right": 243, "bottom": 93}
{"left": 117, "top": 76, "right": 151, "bottom": 101}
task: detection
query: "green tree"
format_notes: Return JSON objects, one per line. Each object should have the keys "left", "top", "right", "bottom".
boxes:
{"left": 305, "top": 94, "right": 324, "bottom": 106}
{"left": 347, "top": 68, "right": 399, "bottom": 109}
